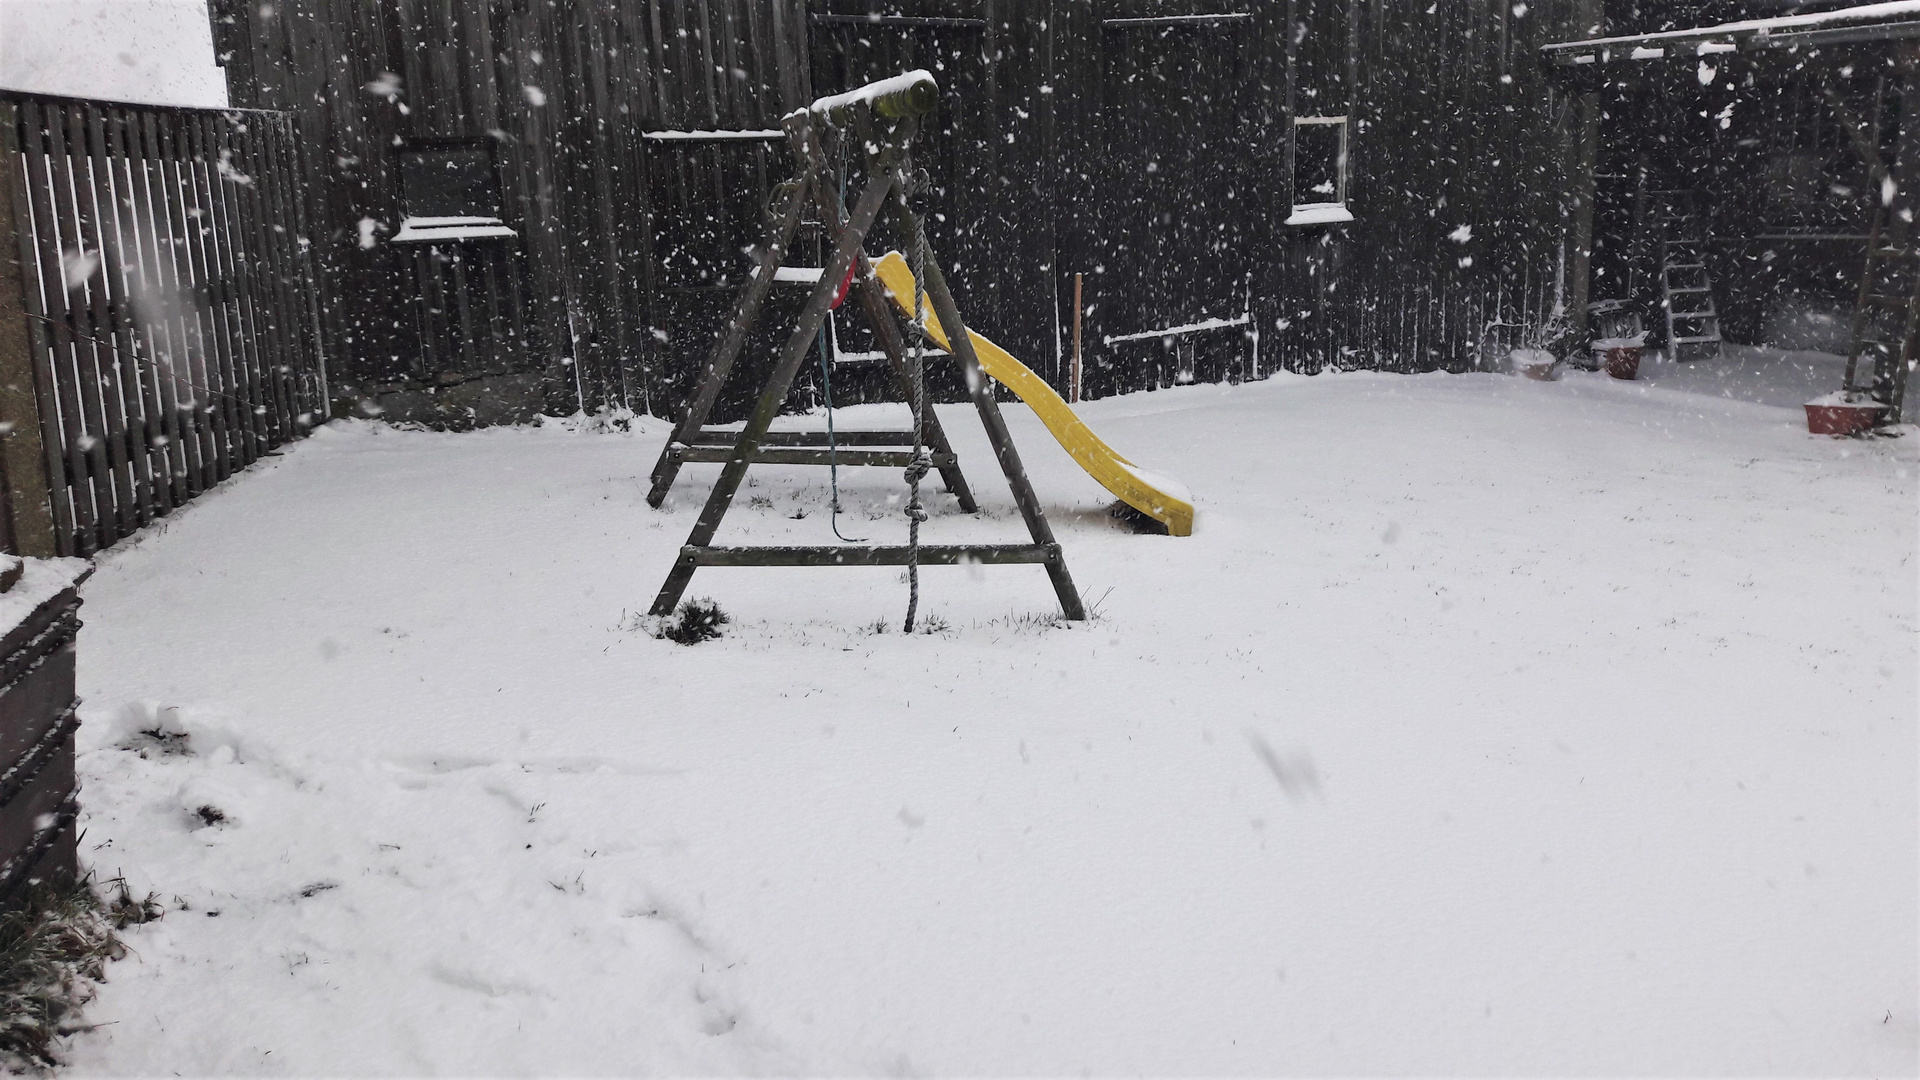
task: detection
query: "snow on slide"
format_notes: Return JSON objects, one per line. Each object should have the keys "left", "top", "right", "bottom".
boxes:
{"left": 873, "top": 251, "right": 1195, "bottom": 535}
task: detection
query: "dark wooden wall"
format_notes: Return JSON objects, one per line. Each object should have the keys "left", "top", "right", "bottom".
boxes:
{"left": 1291, "top": 0, "right": 1591, "bottom": 376}
{"left": 0, "top": 569, "right": 83, "bottom": 909}
{"left": 212, "top": 0, "right": 813, "bottom": 423}
{"left": 1587, "top": 44, "right": 1903, "bottom": 350}
{"left": 213, "top": 0, "right": 1599, "bottom": 425}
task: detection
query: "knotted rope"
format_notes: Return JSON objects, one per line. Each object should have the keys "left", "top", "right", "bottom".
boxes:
{"left": 902, "top": 176, "right": 935, "bottom": 633}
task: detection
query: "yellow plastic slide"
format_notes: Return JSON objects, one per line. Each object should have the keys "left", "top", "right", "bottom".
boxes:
{"left": 874, "top": 251, "right": 1194, "bottom": 537}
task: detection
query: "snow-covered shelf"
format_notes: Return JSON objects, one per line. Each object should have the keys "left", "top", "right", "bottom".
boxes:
{"left": 390, "top": 216, "right": 517, "bottom": 243}
{"left": 642, "top": 129, "right": 783, "bottom": 142}
{"left": 1284, "top": 203, "right": 1355, "bottom": 227}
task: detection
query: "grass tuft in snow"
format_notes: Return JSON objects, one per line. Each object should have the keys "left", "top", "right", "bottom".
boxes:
{"left": 122, "top": 724, "right": 192, "bottom": 759}
{"left": 0, "top": 876, "right": 135, "bottom": 1071}
{"left": 656, "top": 598, "right": 731, "bottom": 645}
{"left": 104, "top": 877, "right": 164, "bottom": 929}
{"left": 866, "top": 613, "right": 951, "bottom": 635}
{"left": 971, "top": 609, "right": 1086, "bottom": 634}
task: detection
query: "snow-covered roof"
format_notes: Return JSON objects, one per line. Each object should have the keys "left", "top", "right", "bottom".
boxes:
{"left": 1543, "top": 1, "right": 1920, "bottom": 64}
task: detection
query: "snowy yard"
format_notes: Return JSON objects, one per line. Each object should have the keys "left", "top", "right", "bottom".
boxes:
{"left": 59, "top": 365, "right": 1916, "bottom": 1074}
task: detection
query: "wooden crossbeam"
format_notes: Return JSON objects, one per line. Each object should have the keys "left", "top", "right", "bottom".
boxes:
{"left": 679, "top": 543, "right": 1059, "bottom": 567}
{"left": 672, "top": 446, "right": 956, "bottom": 467}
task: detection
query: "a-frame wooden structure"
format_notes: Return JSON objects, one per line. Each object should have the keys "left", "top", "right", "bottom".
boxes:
{"left": 645, "top": 73, "right": 1085, "bottom": 623}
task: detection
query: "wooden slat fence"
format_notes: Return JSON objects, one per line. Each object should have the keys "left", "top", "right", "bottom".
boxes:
{"left": 0, "top": 92, "right": 327, "bottom": 557}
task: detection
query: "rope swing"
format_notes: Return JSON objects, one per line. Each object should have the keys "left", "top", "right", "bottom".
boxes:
{"left": 642, "top": 70, "right": 1086, "bottom": 626}
{"left": 901, "top": 185, "right": 934, "bottom": 632}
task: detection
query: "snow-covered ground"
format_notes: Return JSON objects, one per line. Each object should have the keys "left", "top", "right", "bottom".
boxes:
{"left": 59, "top": 363, "right": 1917, "bottom": 1074}
{"left": 0, "top": 0, "right": 226, "bottom": 107}
{"left": 1638, "top": 343, "right": 1905, "bottom": 415}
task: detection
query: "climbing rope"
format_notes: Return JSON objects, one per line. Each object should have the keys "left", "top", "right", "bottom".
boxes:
{"left": 902, "top": 177, "right": 934, "bottom": 633}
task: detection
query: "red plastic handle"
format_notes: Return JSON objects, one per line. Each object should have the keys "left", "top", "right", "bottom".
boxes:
{"left": 829, "top": 261, "right": 857, "bottom": 310}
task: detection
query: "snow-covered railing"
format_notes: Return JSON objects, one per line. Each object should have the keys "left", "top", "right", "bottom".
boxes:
{"left": 1543, "top": 1, "right": 1920, "bottom": 65}
{"left": 1103, "top": 312, "right": 1252, "bottom": 346}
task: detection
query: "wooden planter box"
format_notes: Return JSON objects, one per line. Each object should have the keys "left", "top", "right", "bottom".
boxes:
{"left": 0, "top": 559, "right": 87, "bottom": 907}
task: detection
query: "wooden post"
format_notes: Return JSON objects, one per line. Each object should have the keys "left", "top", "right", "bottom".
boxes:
{"left": 1561, "top": 0, "right": 1605, "bottom": 357}
{"left": 1070, "top": 272, "right": 1083, "bottom": 404}
{"left": 0, "top": 102, "right": 58, "bottom": 558}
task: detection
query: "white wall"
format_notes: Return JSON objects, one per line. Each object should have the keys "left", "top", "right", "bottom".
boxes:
{"left": 0, "top": 0, "right": 227, "bottom": 107}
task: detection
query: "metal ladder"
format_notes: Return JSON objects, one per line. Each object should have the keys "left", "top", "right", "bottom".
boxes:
{"left": 1653, "top": 191, "right": 1722, "bottom": 362}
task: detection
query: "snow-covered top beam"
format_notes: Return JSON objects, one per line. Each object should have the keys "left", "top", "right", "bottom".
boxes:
{"left": 788, "top": 70, "right": 939, "bottom": 122}
{"left": 1542, "top": 0, "right": 1920, "bottom": 65}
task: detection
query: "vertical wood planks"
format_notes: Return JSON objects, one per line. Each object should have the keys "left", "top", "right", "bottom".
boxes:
{"left": 0, "top": 101, "right": 60, "bottom": 556}
{"left": 48, "top": 104, "right": 113, "bottom": 551}
{"left": 0, "top": 91, "right": 327, "bottom": 555}
{"left": 97, "top": 106, "right": 160, "bottom": 526}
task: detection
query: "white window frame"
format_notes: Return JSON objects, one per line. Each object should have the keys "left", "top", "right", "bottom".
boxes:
{"left": 1286, "top": 114, "right": 1353, "bottom": 226}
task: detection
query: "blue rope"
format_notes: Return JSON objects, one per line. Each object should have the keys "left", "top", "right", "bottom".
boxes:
{"left": 819, "top": 135, "right": 865, "bottom": 545}
{"left": 818, "top": 324, "right": 864, "bottom": 543}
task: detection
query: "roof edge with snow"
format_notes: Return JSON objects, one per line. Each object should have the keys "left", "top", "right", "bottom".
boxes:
{"left": 1542, "top": 1, "right": 1920, "bottom": 65}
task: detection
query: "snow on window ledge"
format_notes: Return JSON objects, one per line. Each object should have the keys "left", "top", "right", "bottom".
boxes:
{"left": 391, "top": 216, "right": 518, "bottom": 243}
{"left": 1284, "top": 203, "right": 1355, "bottom": 226}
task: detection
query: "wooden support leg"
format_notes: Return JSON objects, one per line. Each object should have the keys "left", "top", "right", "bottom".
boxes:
{"left": 883, "top": 179, "right": 1086, "bottom": 621}
{"left": 646, "top": 179, "right": 808, "bottom": 508}
{"left": 649, "top": 163, "right": 897, "bottom": 617}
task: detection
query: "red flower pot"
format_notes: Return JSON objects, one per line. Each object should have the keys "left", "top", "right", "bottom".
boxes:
{"left": 1604, "top": 346, "right": 1641, "bottom": 381}
{"left": 1804, "top": 399, "right": 1885, "bottom": 436}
